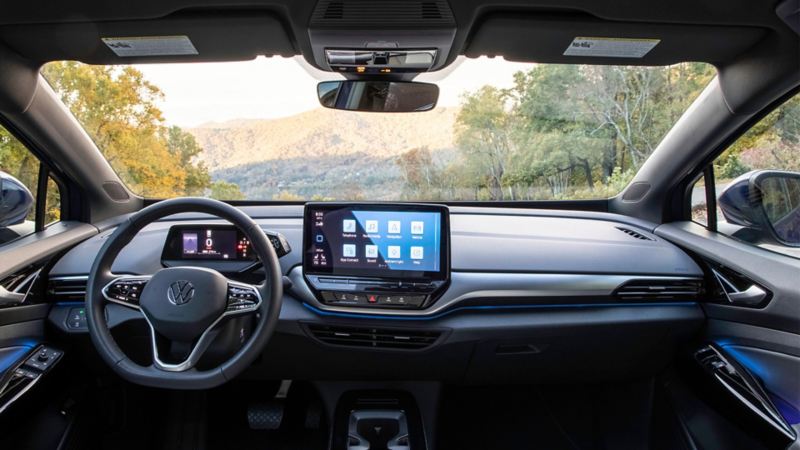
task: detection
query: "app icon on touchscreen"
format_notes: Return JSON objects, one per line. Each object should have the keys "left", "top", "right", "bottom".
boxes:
{"left": 411, "top": 221, "right": 424, "bottom": 234}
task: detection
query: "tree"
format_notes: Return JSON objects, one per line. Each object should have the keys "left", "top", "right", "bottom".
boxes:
{"left": 444, "top": 63, "right": 718, "bottom": 201}
{"left": 455, "top": 87, "right": 515, "bottom": 200}
{"left": 41, "top": 62, "right": 213, "bottom": 198}
{"left": 166, "top": 126, "right": 211, "bottom": 195}
{"left": 396, "top": 147, "right": 439, "bottom": 199}
{"left": 210, "top": 181, "right": 245, "bottom": 200}
{"left": 510, "top": 65, "right": 605, "bottom": 194}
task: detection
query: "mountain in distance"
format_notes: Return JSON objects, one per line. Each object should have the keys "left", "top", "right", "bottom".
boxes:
{"left": 189, "top": 107, "right": 459, "bottom": 171}
{"left": 188, "top": 107, "right": 459, "bottom": 199}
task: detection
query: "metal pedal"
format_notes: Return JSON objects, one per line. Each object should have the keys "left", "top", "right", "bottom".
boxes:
{"left": 247, "top": 380, "right": 292, "bottom": 430}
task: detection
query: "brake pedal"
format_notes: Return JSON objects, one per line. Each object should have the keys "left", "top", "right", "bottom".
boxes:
{"left": 247, "top": 401, "right": 284, "bottom": 430}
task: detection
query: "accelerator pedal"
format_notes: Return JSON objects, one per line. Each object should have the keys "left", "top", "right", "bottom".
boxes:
{"left": 247, "top": 380, "right": 292, "bottom": 430}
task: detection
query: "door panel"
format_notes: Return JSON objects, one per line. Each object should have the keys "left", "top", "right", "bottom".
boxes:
{"left": 657, "top": 220, "right": 800, "bottom": 444}
{"left": 0, "top": 222, "right": 95, "bottom": 420}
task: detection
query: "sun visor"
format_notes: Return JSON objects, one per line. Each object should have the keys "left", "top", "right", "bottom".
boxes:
{"left": 0, "top": 12, "right": 297, "bottom": 64}
{"left": 465, "top": 14, "right": 767, "bottom": 66}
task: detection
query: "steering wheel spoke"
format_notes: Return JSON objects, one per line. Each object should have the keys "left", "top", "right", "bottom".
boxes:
{"left": 225, "top": 280, "right": 263, "bottom": 315}
{"left": 102, "top": 275, "right": 152, "bottom": 309}
{"left": 147, "top": 322, "right": 220, "bottom": 372}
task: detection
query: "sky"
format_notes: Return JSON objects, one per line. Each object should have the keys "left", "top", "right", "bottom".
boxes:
{"left": 135, "top": 56, "right": 534, "bottom": 128}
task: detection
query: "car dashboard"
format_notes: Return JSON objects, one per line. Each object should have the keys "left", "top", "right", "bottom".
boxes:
{"left": 44, "top": 205, "right": 706, "bottom": 383}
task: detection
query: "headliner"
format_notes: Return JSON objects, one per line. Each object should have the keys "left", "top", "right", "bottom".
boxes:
{"left": 0, "top": 0, "right": 795, "bottom": 67}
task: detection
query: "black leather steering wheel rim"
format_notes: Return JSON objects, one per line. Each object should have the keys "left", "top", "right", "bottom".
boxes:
{"left": 85, "top": 197, "right": 283, "bottom": 389}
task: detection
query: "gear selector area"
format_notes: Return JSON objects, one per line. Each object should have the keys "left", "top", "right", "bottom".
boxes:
{"left": 348, "top": 410, "right": 410, "bottom": 450}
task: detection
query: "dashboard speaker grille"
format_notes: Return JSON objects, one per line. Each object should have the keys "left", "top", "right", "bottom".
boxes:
{"left": 307, "top": 324, "right": 441, "bottom": 350}
{"left": 311, "top": 0, "right": 456, "bottom": 27}
{"left": 47, "top": 277, "right": 87, "bottom": 302}
{"left": 616, "top": 227, "right": 654, "bottom": 241}
{"left": 614, "top": 279, "right": 704, "bottom": 300}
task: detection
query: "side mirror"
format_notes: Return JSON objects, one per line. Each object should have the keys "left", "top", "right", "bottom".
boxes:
{"left": 0, "top": 171, "right": 34, "bottom": 227}
{"left": 751, "top": 171, "right": 800, "bottom": 245}
{"left": 718, "top": 170, "right": 800, "bottom": 246}
{"left": 317, "top": 80, "right": 438, "bottom": 113}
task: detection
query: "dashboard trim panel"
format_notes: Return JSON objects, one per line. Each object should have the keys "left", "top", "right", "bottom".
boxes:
{"left": 289, "top": 266, "right": 703, "bottom": 317}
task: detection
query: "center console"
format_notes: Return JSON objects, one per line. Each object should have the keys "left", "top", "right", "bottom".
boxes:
{"left": 303, "top": 203, "right": 450, "bottom": 309}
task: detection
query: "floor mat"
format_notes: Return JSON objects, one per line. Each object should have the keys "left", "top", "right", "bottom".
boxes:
{"left": 437, "top": 386, "right": 582, "bottom": 450}
{"left": 205, "top": 381, "right": 328, "bottom": 450}
{"left": 437, "top": 382, "right": 655, "bottom": 450}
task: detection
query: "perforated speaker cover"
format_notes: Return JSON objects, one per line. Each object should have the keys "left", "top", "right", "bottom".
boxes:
{"left": 102, "top": 181, "right": 130, "bottom": 201}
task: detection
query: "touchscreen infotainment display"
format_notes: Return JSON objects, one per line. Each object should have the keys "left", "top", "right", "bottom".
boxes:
{"left": 304, "top": 204, "right": 448, "bottom": 279}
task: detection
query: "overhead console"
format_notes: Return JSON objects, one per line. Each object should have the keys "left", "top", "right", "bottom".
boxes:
{"left": 307, "top": 0, "right": 456, "bottom": 72}
{"left": 303, "top": 203, "right": 449, "bottom": 309}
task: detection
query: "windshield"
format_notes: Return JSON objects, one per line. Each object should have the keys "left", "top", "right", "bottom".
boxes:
{"left": 41, "top": 58, "right": 714, "bottom": 201}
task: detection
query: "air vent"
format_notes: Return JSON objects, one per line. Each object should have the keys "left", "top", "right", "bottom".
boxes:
{"left": 616, "top": 227, "right": 655, "bottom": 241}
{"left": 307, "top": 324, "right": 441, "bottom": 350}
{"left": 323, "top": 0, "right": 344, "bottom": 20}
{"left": 421, "top": 1, "right": 442, "bottom": 19}
{"left": 47, "top": 277, "right": 87, "bottom": 302}
{"left": 614, "top": 279, "right": 704, "bottom": 300}
{"left": 311, "top": 0, "right": 456, "bottom": 27}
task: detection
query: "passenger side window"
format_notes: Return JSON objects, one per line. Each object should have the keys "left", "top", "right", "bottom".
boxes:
{"left": 690, "top": 93, "right": 799, "bottom": 257}
{"left": 0, "top": 124, "right": 61, "bottom": 246}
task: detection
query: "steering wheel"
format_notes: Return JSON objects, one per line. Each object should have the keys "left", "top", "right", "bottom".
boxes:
{"left": 85, "top": 198, "right": 282, "bottom": 389}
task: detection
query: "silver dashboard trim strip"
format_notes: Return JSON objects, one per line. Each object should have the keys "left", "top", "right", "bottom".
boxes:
{"left": 289, "top": 266, "right": 702, "bottom": 317}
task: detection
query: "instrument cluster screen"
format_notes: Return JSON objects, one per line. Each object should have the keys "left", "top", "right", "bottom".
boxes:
{"left": 304, "top": 204, "right": 449, "bottom": 279}
{"left": 162, "top": 227, "right": 253, "bottom": 261}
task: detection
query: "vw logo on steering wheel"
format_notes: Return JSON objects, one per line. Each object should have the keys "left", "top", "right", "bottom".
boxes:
{"left": 167, "top": 280, "right": 195, "bottom": 305}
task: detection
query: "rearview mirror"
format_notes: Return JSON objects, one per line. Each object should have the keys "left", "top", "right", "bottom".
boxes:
{"left": 317, "top": 80, "right": 438, "bottom": 113}
{"left": 0, "top": 171, "right": 34, "bottom": 227}
{"left": 718, "top": 170, "right": 800, "bottom": 246}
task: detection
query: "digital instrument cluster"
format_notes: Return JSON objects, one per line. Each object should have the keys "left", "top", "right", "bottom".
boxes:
{"left": 161, "top": 225, "right": 291, "bottom": 265}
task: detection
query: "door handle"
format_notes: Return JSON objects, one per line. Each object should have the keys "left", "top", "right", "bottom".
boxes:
{"left": 711, "top": 268, "right": 769, "bottom": 307}
{"left": 727, "top": 285, "right": 768, "bottom": 306}
{"left": 0, "top": 286, "right": 25, "bottom": 307}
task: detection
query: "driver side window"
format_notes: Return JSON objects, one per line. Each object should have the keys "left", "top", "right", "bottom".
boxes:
{"left": 690, "top": 93, "right": 800, "bottom": 258}
{"left": 0, "top": 123, "right": 61, "bottom": 246}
